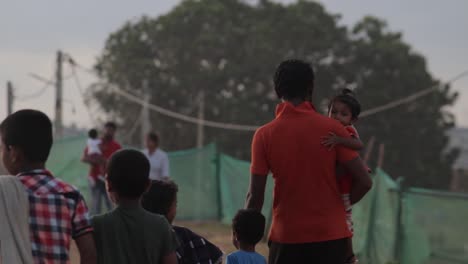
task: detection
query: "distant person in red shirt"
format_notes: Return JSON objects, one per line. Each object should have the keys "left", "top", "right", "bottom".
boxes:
{"left": 82, "top": 122, "right": 122, "bottom": 215}
{"left": 246, "top": 60, "right": 372, "bottom": 264}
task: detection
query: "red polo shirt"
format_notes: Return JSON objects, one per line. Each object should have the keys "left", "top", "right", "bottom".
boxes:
{"left": 85, "top": 139, "right": 122, "bottom": 179}
{"left": 251, "top": 101, "right": 358, "bottom": 243}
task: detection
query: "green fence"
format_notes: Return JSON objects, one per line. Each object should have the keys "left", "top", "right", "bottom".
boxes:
{"left": 47, "top": 136, "right": 468, "bottom": 264}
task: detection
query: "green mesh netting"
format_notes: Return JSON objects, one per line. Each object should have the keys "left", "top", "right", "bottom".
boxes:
{"left": 47, "top": 136, "right": 468, "bottom": 264}
{"left": 403, "top": 189, "right": 467, "bottom": 263}
{"left": 354, "top": 169, "right": 401, "bottom": 263}
{"left": 169, "top": 144, "right": 219, "bottom": 220}
{"left": 47, "top": 135, "right": 91, "bottom": 199}
{"left": 218, "top": 154, "right": 274, "bottom": 224}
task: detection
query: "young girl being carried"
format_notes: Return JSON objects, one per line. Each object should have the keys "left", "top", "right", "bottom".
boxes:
{"left": 322, "top": 88, "right": 369, "bottom": 264}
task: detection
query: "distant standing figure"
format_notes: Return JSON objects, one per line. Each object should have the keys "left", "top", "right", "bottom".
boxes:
{"left": 142, "top": 132, "right": 170, "bottom": 181}
{"left": 82, "top": 122, "right": 122, "bottom": 215}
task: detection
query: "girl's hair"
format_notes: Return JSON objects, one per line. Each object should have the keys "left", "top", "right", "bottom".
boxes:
{"left": 329, "top": 88, "right": 361, "bottom": 119}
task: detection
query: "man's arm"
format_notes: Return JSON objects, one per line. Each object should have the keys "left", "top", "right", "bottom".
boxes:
{"left": 341, "top": 157, "right": 372, "bottom": 204}
{"left": 162, "top": 252, "right": 178, "bottom": 264}
{"left": 245, "top": 174, "right": 267, "bottom": 211}
{"left": 75, "top": 233, "right": 97, "bottom": 264}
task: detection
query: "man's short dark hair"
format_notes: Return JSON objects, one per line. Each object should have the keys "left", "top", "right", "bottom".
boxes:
{"left": 274, "top": 59, "right": 315, "bottom": 100}
{"left": 0, "top": 109, "right": 53, "bottom": 163}
{"left": 232, "top": 209, "right": 265, "bottom": 245}
{"left": 88, "top": 129, "right": 98, "bottom": 139}
{"left": 105, "top": 121, "right": 117, "bottom": 130}
{"left": 147, "top": 132, "right": 159, "bottom": 144}
{"left": 107, "top": 149, "right": 149, "bottom": 199}
{"left": 142, "top": 179, "right": 178, "bottom": 216}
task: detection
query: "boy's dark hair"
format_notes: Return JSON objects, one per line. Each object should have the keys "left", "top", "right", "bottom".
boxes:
{"left": 88, "top": 129, "right": 98, "bottom": 139}
{"left": 147, "top": 132, "right": 159, "bottom": 144}
{"left": 107, "top": 149, "right": 149, "bottom": 199}
{"left": 105, "top": 121, "right": 117, "bottom": 130}
{"left": 329, "top": 88, "right": 361, "bottom": 119}
{"left": 142, "top": 179, "right": 178, "bottom": 216}
{"left": 232, "top": 209, "right": 265, "bottom": 245}
{"left": 0, "top": 109, "right": 53, "bottom": 163}
{"left": 274, "top": 59, "right": 315, "bottom": 100}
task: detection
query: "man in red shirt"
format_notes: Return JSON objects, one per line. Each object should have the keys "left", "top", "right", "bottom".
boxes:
{"left": 82, "top": 122, "right": 122, "bottom": 214}
{"left": 246, "top": 60, "right": 372, "bottom": 264}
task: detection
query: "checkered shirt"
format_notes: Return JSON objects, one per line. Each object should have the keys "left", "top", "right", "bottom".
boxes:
{"left": 18, "top": 170, "right": 93, "bottom": 264}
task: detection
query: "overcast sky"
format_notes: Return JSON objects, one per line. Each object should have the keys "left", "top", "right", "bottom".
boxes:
{"left": 1, "top": 0, "right": 467, "bottom": 128}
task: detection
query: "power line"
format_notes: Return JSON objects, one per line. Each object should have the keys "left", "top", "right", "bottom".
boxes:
{"left": 15, "top": 74, "right": 54, "bottom": 101}
{"left": 68, "top": 63, "right": 98, "bottom": 126}
{"left": 109, "top": 85, "right": 260, "bottom": 131}
{"left": 122, "top": 107, "right": 145, "bottom": 141}
{"left": 70, "top": 56, "right": 468, "bottom": 129}
{"left": 71, "top": 60, "right": 261, "bottom": 131}
{"left": 360, "top": 69, "right": 468, "bottom": 117}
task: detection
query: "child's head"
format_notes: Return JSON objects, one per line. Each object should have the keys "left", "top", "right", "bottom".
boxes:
{"left": 0, "top": 110, "right": 53, "bottom": 175}
{"left": 88, "top": 129, "right": 98, "bottom": 139}
{"left": 328, "top": 88, "right": 361, "bottom": 126}
{"left": 232, "top": 209, "right": 265, "bottom": 249}
{"left": 106, "top": 149, "right": 150, "bottom": 202}
{"left": 145, "top": 132, "right": 160, "bottom": 150}
{"left": 142, "top": 179, "right": 178, "bottom": 224}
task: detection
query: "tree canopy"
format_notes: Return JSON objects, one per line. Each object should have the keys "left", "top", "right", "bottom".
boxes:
{"left": 90, "top": 0, "right": 458, "bottom": 189}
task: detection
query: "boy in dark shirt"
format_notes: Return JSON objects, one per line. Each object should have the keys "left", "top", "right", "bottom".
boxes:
{"left": 92, "top": 149, "right": 178, "bottom": 264}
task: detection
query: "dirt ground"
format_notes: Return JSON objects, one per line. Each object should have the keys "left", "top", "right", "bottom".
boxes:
{"left": 70, "top": 221, "right": 268, "bottom": 263}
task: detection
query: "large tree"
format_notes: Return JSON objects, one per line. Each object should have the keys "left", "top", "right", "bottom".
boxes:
{"left": 89, "top": 0, "right": 458, "bottom": 189}
{"left": 346, "top": 17, "right": 459, "bottom": 188}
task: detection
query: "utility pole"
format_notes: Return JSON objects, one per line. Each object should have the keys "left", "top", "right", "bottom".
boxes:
{"left": 55, "top": 50, "right": 63, "bottom": 138}
{"left": 141, "top": 79, "right": 151, "bottom": 147}
{"left": 450, "top": 169, "right": 461, "bottom": 192}
{"left": 363, "top": 136, "right": 376, "bottom": 164}
{"left": 196, "top": 89, "right": 205, "bottom": 148}
{"left": 6, "top": 81, "right": 14, "bottom": 115}
{"left": 377, "top": 143, "right": 385, "bottom": 168}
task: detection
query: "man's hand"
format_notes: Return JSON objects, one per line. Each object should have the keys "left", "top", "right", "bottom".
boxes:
{"left": 342, "top": 157, "right": 372, "bottom": 204}
{"left": 321, "top": 132, "right": 342, "bottom": 150}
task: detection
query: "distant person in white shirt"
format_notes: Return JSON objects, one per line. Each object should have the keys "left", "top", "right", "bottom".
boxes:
{"left": 142, "top": 132, "right": 170, "bottom": 181}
